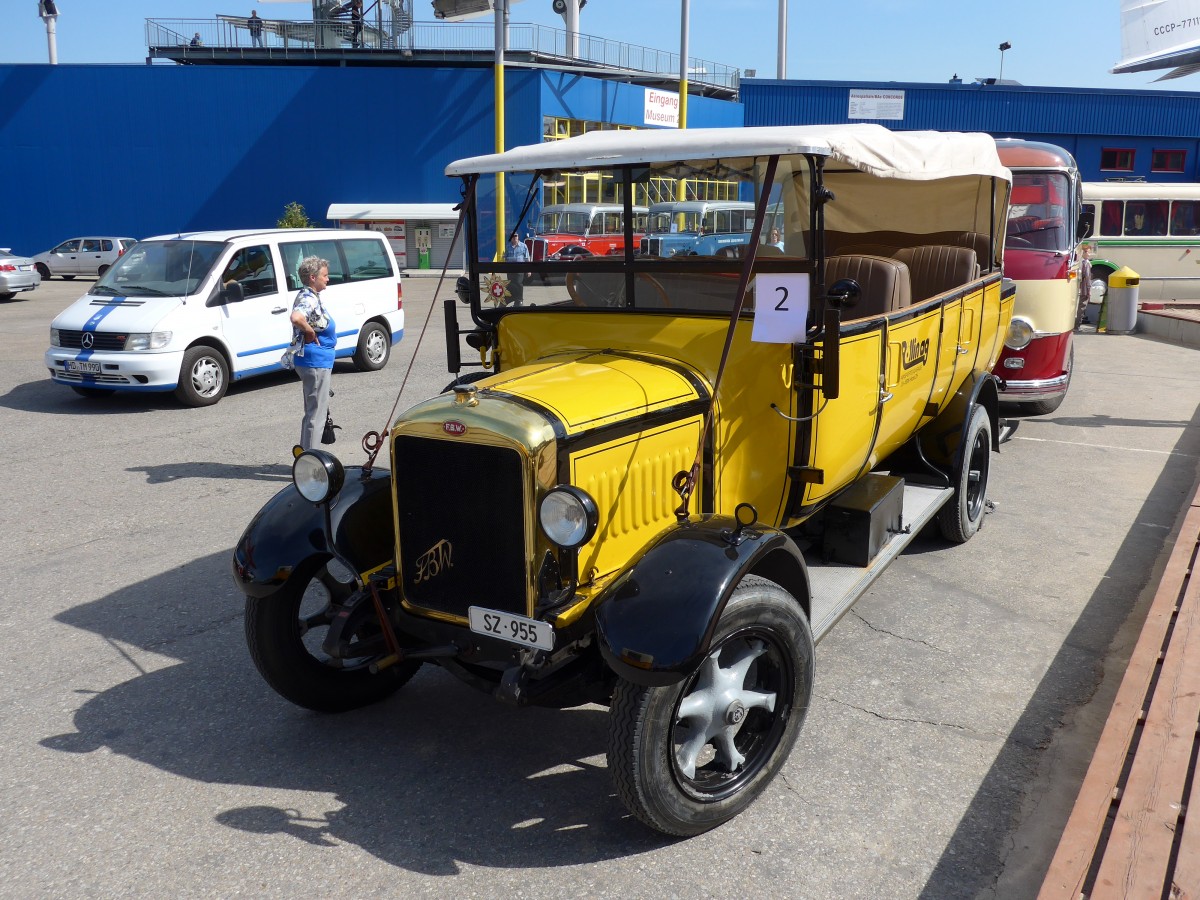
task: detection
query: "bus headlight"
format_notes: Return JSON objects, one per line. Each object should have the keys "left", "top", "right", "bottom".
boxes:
{"left": 539, "top": 486, "right": 598, "bottom": 549}
{"left": 1004, "top": 317, "right": 1034, "bottom": 351}
{"left": 292, "top": 450, "right": 345, "bottom": 503}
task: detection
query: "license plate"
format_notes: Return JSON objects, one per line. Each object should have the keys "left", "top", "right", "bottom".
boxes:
{"left": 67, "top": 360, "right": 101, "bottom": 374}
{"left": 18, "top": 264, "right": 31, "bottom": 271}
{"left": 468, "top": 606, "right": 554, "bottom": 651}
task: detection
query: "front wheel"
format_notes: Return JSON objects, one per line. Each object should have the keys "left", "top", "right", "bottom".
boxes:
{"left": 353, "top": 321, "right": 390, "bottom": 371}
{"left": 245, "top": 564, "right": 420, "bottom": 712}
{"left": 174, "top": 345, "right": 228, "bottom": 406}
{"left": 607, "top": 576, "right": 813, "bottom": 836}
{"left": 937, "top": 404, "right": 992, "bottom": 543}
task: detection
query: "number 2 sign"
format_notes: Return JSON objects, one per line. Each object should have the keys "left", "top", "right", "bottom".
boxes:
{"left": 751, "top": 274, "right": 810, "bottom": 344}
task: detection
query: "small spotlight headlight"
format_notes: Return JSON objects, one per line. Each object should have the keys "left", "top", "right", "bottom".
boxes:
{"left": 292, "top": 450, "right": 345, "bottom": 503}
{"left": 1004, "top": 317, "right": 1034, "bottom": 351}
{"left": 539, "top": 486, "right": 598, "bottom": 549}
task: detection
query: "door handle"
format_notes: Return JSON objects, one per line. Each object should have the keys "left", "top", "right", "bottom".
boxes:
{"left": 957, "top": 344, "right": 969, "bottom": 355}
{"left": 880, "top": 390, "right": 894, "bottom": 403}
{"left": 272, "top": 307, "right": 288, "bottom": 314}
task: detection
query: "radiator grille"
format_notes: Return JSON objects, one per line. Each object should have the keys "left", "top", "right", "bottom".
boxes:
{"left": 56, "top": 330, "right": 128, "bottom": 351}
{"left": 392, "top": 435, "right": 528, "bottom": 618}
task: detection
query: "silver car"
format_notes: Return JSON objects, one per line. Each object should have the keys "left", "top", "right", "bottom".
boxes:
{"left": 0, "top": 247, "right": 41, "bottom": 300}
{"left": 32, "top": 236, "right": 137, "bottom": 280}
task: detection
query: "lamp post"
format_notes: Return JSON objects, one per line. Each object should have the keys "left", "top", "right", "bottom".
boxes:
{"left": 38, "top": 0, "right": 59, "bottom": 65}
{"left": 998, "top": 41, "right": 1011, "bottom": 84}
{"left": 777, "top": 0, "right": 786, "bottom": 79}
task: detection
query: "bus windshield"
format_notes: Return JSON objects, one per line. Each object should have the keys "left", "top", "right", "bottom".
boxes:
{"left": 1006, "top": 173, "right": 1073, "bottom": 252}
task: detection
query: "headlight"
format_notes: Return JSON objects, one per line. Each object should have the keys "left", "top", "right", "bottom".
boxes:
{"left": 292, "top": 450, "right": 345, "bottom": 503}
{"left": 125, "top": 331, "right": 173, "bottom": 351}
{"left": 539, "top": 486, "right": 598, "bottom": 549}
{"left": 1004, "top": 317, "right": 1034, "bottom": 351}
{"left": 50, "top": 327, "right": 60, "bottom": 347}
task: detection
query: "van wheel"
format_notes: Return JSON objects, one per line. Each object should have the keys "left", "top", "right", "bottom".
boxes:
{"left": 607, "top": 576, "right": 813, "bottom": 836}
{"left": 353, "top": 322, "right": 390, "bottom": 372}
{"left": 98, "top": 265, "right": 109, "bottom": 277}
{"left": 175, "top": 346, "right": 228, "bottom": 407}
{"left": 937, "top": 405, "right": 992, "bottom": 543}
{"left": 35, "top": 263, "right": 50, "bottom": 279}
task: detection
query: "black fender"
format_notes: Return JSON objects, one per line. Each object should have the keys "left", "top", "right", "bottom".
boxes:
{"left": 920, "top": 370, "right": 1001, "bottom": 471}
{"left": 231, "top": 466, "right": 394, "bottom": 600}
{"left": 593, "top": 515, "right": 810, "bottom": 687}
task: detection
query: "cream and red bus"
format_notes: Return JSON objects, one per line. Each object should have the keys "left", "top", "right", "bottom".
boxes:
{"left": 994, "top": 139, "right": 1086, "bottom": 414}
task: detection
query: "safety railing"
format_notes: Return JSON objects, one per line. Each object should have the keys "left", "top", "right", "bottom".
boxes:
{"left": 145, "top": 18, "right": 740, "bottom": 92}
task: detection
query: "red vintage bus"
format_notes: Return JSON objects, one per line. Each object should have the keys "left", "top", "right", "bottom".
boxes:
{"left": 527, "top": 202, "right": 648, "bottom": 262}
{"left": 993, "top": 139, "right": 1086, "bottom": 414}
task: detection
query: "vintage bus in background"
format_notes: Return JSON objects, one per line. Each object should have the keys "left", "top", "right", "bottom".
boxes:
{"left": 1081, "top": 181, "right": 1200, "bottom": 309}
{"left": 639, "top": 200, "right": 757, "bottom": 257}
{"left": 993, "top": 139, "right": 1086, "bottom": 414}
{"left": 527, "top": 202, "right": 649, "bottom": 262}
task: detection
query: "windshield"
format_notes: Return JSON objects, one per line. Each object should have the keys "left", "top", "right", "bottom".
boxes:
{"left": 1006, "top": 172, "right": 1073, "bottom": 252}
{"left": 93, "top": 239, "right": 225, "bottom": 297}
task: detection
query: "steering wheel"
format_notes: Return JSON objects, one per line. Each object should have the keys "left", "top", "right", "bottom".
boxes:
{"left": 566, "top": 272, "right": 670, "bottom": 308}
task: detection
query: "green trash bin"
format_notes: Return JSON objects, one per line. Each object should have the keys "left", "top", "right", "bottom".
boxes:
{"left": 418, "top": 247, "right": 431, "bottom": 270}
{"left": 1101, "top": 265, "right": 1139, "bottom": 334}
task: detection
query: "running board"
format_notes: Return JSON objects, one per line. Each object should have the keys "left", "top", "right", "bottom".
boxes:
{"left": 806, "top": 483, "right": 954, "bottom": 643}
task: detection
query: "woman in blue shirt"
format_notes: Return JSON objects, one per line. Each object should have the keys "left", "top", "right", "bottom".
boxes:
{"left": 289, "top": 255, "right": 337, "bottom": 450}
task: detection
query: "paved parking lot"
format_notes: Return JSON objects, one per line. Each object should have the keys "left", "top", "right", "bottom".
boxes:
{"left": 2, "top": 278, "right": 1199, "bottom": 898}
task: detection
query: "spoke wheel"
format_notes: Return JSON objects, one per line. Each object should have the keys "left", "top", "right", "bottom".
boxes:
{"left": 608, "top": 576, "right": 813, "bottom": 836}
{"left": 937, "top": 404, "right": 992, "bottom": 543}
{"left": 245, "top": 564, "right": 420, "bottom": 712}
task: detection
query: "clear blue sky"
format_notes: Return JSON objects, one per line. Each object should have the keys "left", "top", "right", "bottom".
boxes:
{"left": 0, "top": 0, "right": 1188, "bottom": 92}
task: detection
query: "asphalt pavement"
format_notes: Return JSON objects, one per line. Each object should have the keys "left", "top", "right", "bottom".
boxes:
{"left": 1, "top": 277, "right": 1198, "bottom": 898}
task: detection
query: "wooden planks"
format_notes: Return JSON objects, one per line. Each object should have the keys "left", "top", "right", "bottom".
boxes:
{"left": 1039, "top": 491, "right": 1200, "bottom": 899}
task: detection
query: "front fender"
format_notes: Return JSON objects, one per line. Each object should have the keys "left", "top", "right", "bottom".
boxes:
{"left": 231, "top": 466, "right": 394, "bottom": 599}
{"left": 593, "top": 516, "right": 809, "bottom": 687}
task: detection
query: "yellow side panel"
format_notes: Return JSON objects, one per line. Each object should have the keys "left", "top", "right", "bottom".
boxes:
{"left": 931, "top": 296, "right": 963, "bottom": 414}
{"left": 877, "top": 305, "right": 942, "bottom": 458}
{"left": 571, "top": 418, "right": 703, "bottom": 579}
{"left": 803, "top": 328, "right": 881, "bottom": 507}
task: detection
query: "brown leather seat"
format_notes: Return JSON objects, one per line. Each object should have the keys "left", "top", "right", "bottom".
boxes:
{"left": 894, "top": 245, "right": 979, "bottom": 302}
{"left": 826, "top": 254, "right": 912, "bottom": 318}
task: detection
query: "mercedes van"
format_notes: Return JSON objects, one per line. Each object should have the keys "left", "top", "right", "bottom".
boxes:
{"left": 45, "top": 228, "right": 404, "bottom": 406}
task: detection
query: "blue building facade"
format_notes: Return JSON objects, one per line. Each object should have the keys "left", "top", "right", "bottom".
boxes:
{"left": 741, "top": 79, "right": 1200, "bottom": 184}
{"left": 0, "top": 64, "right": 741, "bottom": 259}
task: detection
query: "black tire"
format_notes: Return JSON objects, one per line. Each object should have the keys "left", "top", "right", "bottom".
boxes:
{"left": 0, "top": 292, "right": 13, "bottom": 301}
{"left": 97, "top": 265, "right": 109, "bottom": 277}
{"left": 61, "top": 274, "right": 75, "bottom": 281}
{"left": 607, "top": 576, "right": 813, "bottom": 836}
{"left": 245, "top": 564, "right": 420, "bottom": 712}
{"left": 937, "top": 404, "right": 992, "bottom": 543}
{"left": 71, "top": 386, "right": 115, "bottom": 398}
{"left": 352, "top": 321, "right": 390, "bottom": 372}
{"left": 1019, "top": 346, "right": 1072, "bottom": 416}
{"left": 35, "top": 263, "right": 50, "bottom": 280}
{"left": 441, "top": 370, "right": 492, "bottom": 393}
{"left": 174, "top": 345, "right": 229, "bottom": 407}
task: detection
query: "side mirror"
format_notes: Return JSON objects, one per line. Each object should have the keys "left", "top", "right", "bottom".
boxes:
{"left": 218, "top": 281, "right": 245, "bottom": 305}
{"left": 455, "top": 274, "right": 472, "bottom": 305}
{"left": 1077, "top": 210, "right": 1095, "bottom": 240}
{"left": 826, "top": 278, "right": 860, "bottom": 310}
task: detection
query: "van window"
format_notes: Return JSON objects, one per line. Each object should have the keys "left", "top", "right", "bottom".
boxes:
{"left": 221, "top": 245, "right": 277, "bottom": 298}
{"left": 54, "top": 240, "right": 80, "bottom": 254}
{"left": 341, "top": 238, "right": 394, "bottom": 282}
{"left": 81, "top": 239, "right": 101, "bottom": 252}
{"left": 280, "top": 240, "right": 345, "bottom": 290}
{"left": 100, "top": 239, "right": 224, "bottom": 297}
{"left": 101, "top": 240, "right": 113, "bottom": 251}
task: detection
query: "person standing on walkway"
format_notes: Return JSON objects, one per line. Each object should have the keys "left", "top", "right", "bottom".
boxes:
{"left": 248, "top": 9, "right": 264, "bottom": 48}
{"left": 505, "top": 231, "right": 530, "bottom": 305}
{"left": 350, "top": 0, "right": 364, "bottom": 48}
{"left": 289, "top": 256, "right": 337, "bottom": 450}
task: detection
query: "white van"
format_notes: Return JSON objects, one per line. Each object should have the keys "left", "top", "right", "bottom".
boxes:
{"left": 44, "top": 228, "right": 404, "bottom": 406}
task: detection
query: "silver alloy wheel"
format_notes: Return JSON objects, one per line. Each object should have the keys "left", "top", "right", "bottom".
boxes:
{"left": 190, "top": 354, "right": 224, "bottom": 397}
{"left": 674, "top": 639, "right": 776, "bottom": 778}
{"left": 364, "top": 327, "right": 387, "bottom": 365}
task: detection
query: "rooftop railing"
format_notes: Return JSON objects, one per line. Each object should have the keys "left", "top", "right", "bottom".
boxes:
{"left": 145, "top": 18, "right": 741, "bottom": 92}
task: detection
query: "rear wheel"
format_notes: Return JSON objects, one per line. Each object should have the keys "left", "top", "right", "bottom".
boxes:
{"left": 937, "top": 404, "right": 992, "bottom": 543}
{"left": 352, "top": 321, "right": 389, "bottom": 371}
{"left": 607, "top": 576, "right": 813, "bottom": 836}
{"left": 61, "top": 274, "right": 75, "bottom": 281}
{"left": 245, "top": 564, "right": 420, "bottom": 712}
{"left": 97, "top": 265, "right": 109, "bottom": 277}
{"left": 174, "top": 345, "right": 228, "bottom": 407}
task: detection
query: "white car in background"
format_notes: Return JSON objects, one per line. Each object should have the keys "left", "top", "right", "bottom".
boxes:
{"left": 0, "top": 247, "right": 41, "bottom": 300}
{"left": 33, "top": 236, "right": 138, "bottom": 280}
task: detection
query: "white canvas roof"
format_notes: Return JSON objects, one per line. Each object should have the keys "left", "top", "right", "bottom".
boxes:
{"left": 445, "top": 124, "right": 1011, "bottom": 184}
